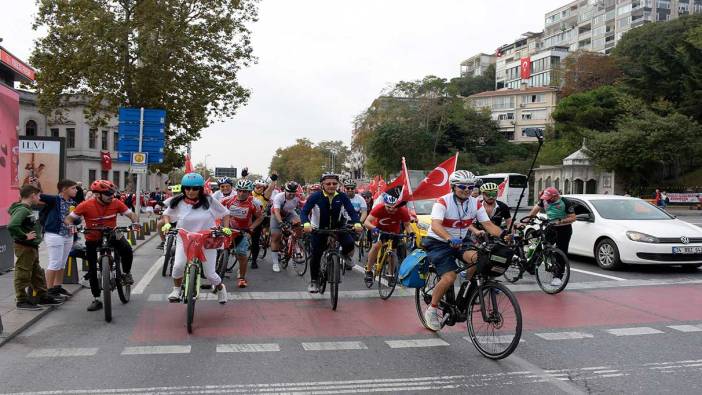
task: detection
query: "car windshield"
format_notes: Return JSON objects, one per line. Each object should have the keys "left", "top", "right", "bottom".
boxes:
{"left": 412, "top": 199, "right": 435, "bottom": 215}
{"left": 589, "top": 199, "right": 673, "bottom": 220}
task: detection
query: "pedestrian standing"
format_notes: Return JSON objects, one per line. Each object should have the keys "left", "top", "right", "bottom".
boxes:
{"left": 661, "top": 191, "right": 669, "bottom": 208}
{"left": 74, "top": 182, "right": 85, "bottom": 204}
{"left": 654, "top": 188, "right": 662, "bottom": 207}
{"left": 8, "top": 185, "right": 63, "bottom": 310}
{"left": 40, "top": 179, "right": 79, "bottom": 300}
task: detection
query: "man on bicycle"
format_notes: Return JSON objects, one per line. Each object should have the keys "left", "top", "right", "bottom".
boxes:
{"left": 222, "top": 179, "right": 263, "bottom": 288}
{"left": 65, "top": 180, "right": 140, "bottom": 312}
{"left": 212, "top": 177, "right": 234, "bottom": 202}
{"left": 422, "top": 171, "right": 506, "bottom": 331}
{"left": 362, "top": 192, "right": 414, "bottom": 285}
{"left": 250, "top": 176, "right": 276, "bottom": 268}
{"left": 270, "top": 181, "right": 304, "bottom": 272}
{"left": 301, "top": 173, "right": 362, "bottom": 293}
{"left": 341, "top": 179, "right": 367, "bottom": 269}
{"left": 469, "top": 182, "right": 513, "bottom": 238}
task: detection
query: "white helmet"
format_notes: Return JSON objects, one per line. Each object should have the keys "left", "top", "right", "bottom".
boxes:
{"left": 254, "top": 179, "right": 267, "bottom": 187}
{"left": 449, "top": 170, "right": 477, "bottom": 186}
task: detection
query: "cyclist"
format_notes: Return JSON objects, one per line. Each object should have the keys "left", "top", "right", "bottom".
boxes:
{"left": 340, "top": 179, "right": 367, "bottom": 269}
{"left": 222, "top": 179, "right": 263, "bottom": 288}
{"left": 270, "top": 181, "right": 304, "bottom": 273}
{"left": 362, "top": 192, "right": 414, "bottom": 284}
{"left": 301, "top": 173, "right": 363, "bottom": 293}
{"left": 250, "top": 175, "right": 277, "bottom": 268}
{"left": 421, "top": 170, "right": 506, "bottom": 331}
{"left": 212, "top": 177, "right": 234, "bottom": 201}
{"left": 469, "top": 182, "right": 513, "bottom": 238}
{"left": 65, "top": 180, "right": 140, "bottom": 312}
{"left": 525, "top": 186, "right": 575, "bottom": 287}
{"left": 161, "top": 173, "right": 232, "bottom": 304}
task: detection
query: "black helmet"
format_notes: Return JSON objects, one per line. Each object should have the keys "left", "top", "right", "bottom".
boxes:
{"left": 284, "top": 181, "right": 299, "bottom": 193}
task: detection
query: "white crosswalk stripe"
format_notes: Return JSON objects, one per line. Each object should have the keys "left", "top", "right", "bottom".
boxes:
{"left": 667, "top": 324, "right": 702, "bottom": 332}
{"left": 385, "top": 339, "right": 450, "bottom": 348}
{"left": 605, "top": 327, "right": 664, "bottom": 336}
{"left": 26, "top": 348, "right": 98, "bottom": 358}
{"left": 216, "top": 343, "right": 280, "bottom": 353}
{"left": 121, "top": 345, "right": 191, "bottom": 355}
{"left": 301, "top": 341, "right": 368, "bottom": 351}
{"left": 535, "top": 331, "right": 594, "bottom": 340}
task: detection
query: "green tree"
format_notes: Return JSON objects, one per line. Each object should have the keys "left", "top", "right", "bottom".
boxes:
{"left": 316, "top": 140, "right": 350, "bottom": 175}
{"left": 30, "top": 0, "right": 258, "bottom": 170}
{"left": 448, "top": 64, "right": 496, "bottom": 97}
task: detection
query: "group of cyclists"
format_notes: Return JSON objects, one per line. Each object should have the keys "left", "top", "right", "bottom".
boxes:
{"left": 65, "top": 166, "right": 576, "bottom": 332}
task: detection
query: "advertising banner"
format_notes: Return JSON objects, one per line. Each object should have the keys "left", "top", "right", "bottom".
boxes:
{"left": 0, "top": 84, "right": 19, "bottom": 226}
{"left": 667, "top": 193, "right": 702, "bottom": 204}
{"left": 18, "top": 137, "right": 65, "bottom": 195}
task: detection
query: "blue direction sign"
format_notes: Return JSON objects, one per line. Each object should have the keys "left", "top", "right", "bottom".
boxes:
{"left": 117, "top": 108, "right": 166, "bottom": 164}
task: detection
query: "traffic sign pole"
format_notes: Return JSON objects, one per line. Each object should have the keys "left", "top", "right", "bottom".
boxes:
{"left": 135, "top": 107, "right": 144, "bottom": 220}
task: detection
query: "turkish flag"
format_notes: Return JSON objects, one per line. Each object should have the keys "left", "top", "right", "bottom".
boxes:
{"left": 101, "top": 151, "right": 112, "bottom": 170}
{"left": 204, "top": 177, "right": 212, "bottom": 194}
{"left": 411, "top": 154, "right": 458, "bottom": 201}
{"left": 374, "top": 178, "right": 386, "bottom": 199}
{"left": 395, "top": 158, "right": 413, "bottom": 206}
{"left": 520, "top": 57, "right": 531, "bottom": 80}
{"left": 184, "top": 154, "right": 193, "bottom": 173}
{"left": 497, "top": 179, "right": 507, "bottom": 197}
{"left": 385, "top": 169, "right": 405, "bottom": 192}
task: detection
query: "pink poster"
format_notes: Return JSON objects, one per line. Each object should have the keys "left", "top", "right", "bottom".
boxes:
{"left": 0, "top": 84, "right": 20, "bottom": 226}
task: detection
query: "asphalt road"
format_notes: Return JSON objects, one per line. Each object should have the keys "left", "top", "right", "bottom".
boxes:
{"left": 1, "top": 219, "right": 701, "bottom": 395}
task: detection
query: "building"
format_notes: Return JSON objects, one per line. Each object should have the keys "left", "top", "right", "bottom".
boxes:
{"left": 494, "top": 32, "right": 571, "bottom": 90}
{"left": 18, "top": 90, "right": 165, "bottom": 192}
{"left": 460, "top": 53, "right": 496, "bottom": 78}
{"left": 468, "top": 86, "right": 559, "bottom": 142}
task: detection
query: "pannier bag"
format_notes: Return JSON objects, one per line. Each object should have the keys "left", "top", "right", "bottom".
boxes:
{"left": 399, "top": 248, "right": 429, "bottom": 288}
{"left": 478, "top": 243, "right": 513, "bottom": 277}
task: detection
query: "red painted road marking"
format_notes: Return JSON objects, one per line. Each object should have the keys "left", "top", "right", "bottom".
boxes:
{"left": 130, "top": 284, "right": 702, "bottom": 343}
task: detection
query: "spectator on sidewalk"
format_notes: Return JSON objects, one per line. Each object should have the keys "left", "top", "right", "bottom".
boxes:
{"left": 74, "top": 182, "right": 86, "bottom": 204}
{"left": 8, "top": 185, "right": 63, "bottom": 310}
{"left": 654, "top": 189, "right": 662, "bottom": 207}
{"left": 661, "top": 191, "right": 669, "bottom": 208}
{"left": 40, "top": 179, "right": 79, "bottom": 300}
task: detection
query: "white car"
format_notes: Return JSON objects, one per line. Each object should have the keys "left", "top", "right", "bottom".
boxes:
{"left": 564, "top": 194, "right": 702, "bottom": 270}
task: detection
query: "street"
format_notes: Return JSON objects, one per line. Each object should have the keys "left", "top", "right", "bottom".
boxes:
{"left": 0, "top": 218, "right": 701, "bottom": 395}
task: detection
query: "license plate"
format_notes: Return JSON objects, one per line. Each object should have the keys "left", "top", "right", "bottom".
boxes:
{"left": 672, "top": 246, "right": 702, "bottom": 254}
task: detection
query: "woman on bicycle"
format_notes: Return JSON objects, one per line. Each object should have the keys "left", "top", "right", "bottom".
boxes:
{"left": 162, "top": 173, "right": 232, "bottom": 304}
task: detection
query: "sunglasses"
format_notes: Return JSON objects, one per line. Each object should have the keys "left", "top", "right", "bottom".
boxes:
{"left": 324, "top": 182, "right": 339, "bottom": 186}
{"left": 183, "top": 186, "right": 202, "bottom": 191}
{"left": 454, "top": 184, "right": 475, "bottom": 191}
{"left": 483, "top": 191, "right": 498, "bottom": 198}
{"left": 101, "top": 191, "right": 115, "bottom": 197}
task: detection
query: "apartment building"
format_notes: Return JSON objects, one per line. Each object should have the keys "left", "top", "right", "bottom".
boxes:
{"left": 460, "top": 53, "right": 497, "bottom": 78}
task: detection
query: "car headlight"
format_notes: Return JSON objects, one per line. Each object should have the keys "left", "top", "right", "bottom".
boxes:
{"left": 626, "top": 231, "right": 659, "bottom": 243}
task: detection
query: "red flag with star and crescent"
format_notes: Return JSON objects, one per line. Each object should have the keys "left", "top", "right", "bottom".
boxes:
{"left": 101, "top": 151, "right": 112, "bottom": 170}
{"left": 394, "top": 157, "right": 413, "bottom": 206}
{"left": 410, "top": 153, "right": 458, "bottom": 201}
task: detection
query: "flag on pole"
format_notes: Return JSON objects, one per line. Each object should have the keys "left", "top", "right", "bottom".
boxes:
{"left": 395, "top": 157, "right": 413, "bottom": 206}
{"left": 204, "top": 177, "right": 213, "bottom": 194}
{"left": 410, "top": 153, "right": 458, "bottom": 201}
{"left": 497, "top": 179, "right": 507, "bottom": 197}
{"left": 184, "top": 154, "right": 193, "bottom": 173}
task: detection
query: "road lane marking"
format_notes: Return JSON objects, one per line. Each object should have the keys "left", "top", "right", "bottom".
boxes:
{"left": 464, "top": 335, "right": 525, "bottom": 344}
{"left": 385, "top": 339, "right": 450, "bottom": 348}
{"left": 26, "top": 348, "right": 98, "bottom": 358}
{"left": 216, "top": 343, "right": 280, "bottom": 353}
{"left": 301, "top": 341, "right": 368, "bottom": 351}
{"left": 667, "top": 324, "right": 702, "bottom": 332}
{"left": 132, "top": 256, "right": 164, "bottom": 295}
{"left": 605, "top": 327, "right": 664, "bottom": 336}
{"left": 570, "top": 268, "right": 627, "bottom": 281}
{"left": 535, "top": 331, "right": 594, "bottom": 340}
{"left": 121, "top": 345, "right": 191, "bottom": 355}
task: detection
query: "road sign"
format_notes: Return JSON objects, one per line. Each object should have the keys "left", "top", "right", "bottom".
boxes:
{"left": 117, "top": 107, "right": 166, "bottom": 164}
{"left": 214, "top": 167, "right": 238, "bottom": 178}
{"left": 130, "top": 152, "right": 148, "bottom": 174}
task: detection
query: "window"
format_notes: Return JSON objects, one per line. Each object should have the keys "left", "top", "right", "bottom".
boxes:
{"left": 523, "top": 94, "right": 545, "bottom": 104}
{"left": 25, "top": 120, "right": 37, "bottom": 136}
{"left": 89, "top": 129, "right": 97, "bottom": 149}
{"left": 618, "top": 16, "right": 631, "bottom": 28}
{"left": 522, "top": 113, "right": 533, "bottom": 120}
{"left": 89, "top": 169, "right": 97, "bottom": 184}
{"left": 113, "top": 171, "right": 121, "bottom": 189}
{"left": 113, "top": 132, "right": 119, "bottom": 151}
{"left": 101, "top": 170, "right": 109, "bottom": 180}
{"left": 101, "top": 130, "right": 108, "bottom": 150}
{"left": 497, "top": 113, "right": 514, "bottom": 121}
{"left": 617, "top": 4, "right": 632, "bottom": 15}
{"left": 50, "top": 128, "right": 59, "bottom": 137}
{"left": 66, "top": 128, "right": 76, "bottom": 148}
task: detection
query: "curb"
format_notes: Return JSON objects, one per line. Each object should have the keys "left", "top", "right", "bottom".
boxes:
{"left": 0, "top": 232, "right": 160, "bottom": 348}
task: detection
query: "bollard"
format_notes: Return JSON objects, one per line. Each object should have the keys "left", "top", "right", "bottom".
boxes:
{"left": 137, "top": 225, "right": 145, "bottom": 240}
{"left": 128, "top": 229, "right": 137, "bottom": 246}
{"left": 151, "top": 218, "right": 157, "bottom": 231}
{"left": 62, "top": 256, "right": 80, "bottom": 284}
{"left": 143, "top": 222, "right": 151, "bottom": 236}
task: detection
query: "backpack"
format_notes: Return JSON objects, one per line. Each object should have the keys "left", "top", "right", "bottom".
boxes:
{"left": 399, "top": 248, "right": 429, "bottom": 288}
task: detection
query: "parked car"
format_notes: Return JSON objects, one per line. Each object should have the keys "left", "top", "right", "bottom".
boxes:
{"left": 564, "top": 194, "right": 702, "bottom": 270}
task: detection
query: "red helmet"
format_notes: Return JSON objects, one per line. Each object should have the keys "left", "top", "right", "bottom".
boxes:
{"left": 90, "top": 179, "right": 116, "bottom": 193}
{"left": 309, "top": 183, "right": 321, "bottom": 192}
{"left": 540, "top": 186, "right": 560, "bottom": 200}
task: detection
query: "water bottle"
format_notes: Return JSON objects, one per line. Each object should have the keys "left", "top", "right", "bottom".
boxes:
{"left": 526, "top": 239, "right": 538, "bottom": 259}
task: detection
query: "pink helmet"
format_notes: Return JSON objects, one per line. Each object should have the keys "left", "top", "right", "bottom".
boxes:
{"left": 540, "top": 187, "right": 560, "bottom": 200}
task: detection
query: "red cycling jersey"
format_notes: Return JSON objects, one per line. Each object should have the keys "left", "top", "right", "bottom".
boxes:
{"left": 222, "top": 196, "right": 261, "bottom": 230}
{"left": 72, "top": 198, "right": 130, "bottom": 241}
{"left": 370, "top": 204, "right": 411, "bottom": 234}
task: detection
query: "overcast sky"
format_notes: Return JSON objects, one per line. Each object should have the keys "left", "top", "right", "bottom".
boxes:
{"left": 1, "top": 0, "right": 567, "bottom": 175}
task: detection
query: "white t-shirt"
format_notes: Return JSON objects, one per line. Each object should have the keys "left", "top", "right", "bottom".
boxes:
{"left": 163, "top": 196, "right": 229, "bottom": 232}
{"left": 272, "top": 192, "right": 302, "bottom": 216}
{"left": 427, "top": 192, "right": 489, "bottom": 241}
{"left": 212, "top": 190, "right": 234, "bottom": 202}
{"left": 343, "top": 195, "right": 367, "bottom": 220}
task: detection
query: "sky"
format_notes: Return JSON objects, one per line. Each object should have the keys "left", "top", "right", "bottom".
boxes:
{"left": 0, "top": 0, "right": 568, "bottom": 175}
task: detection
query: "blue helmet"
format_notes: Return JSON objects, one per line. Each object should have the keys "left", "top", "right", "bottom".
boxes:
{"left": 218, "top": 177, "right": 233, "bottom": 186}
{"left": 181, "top": 173, "right": 205, "bottom": 187}
{"left": 382, "top": 193, "right": 398, "bottom": 206}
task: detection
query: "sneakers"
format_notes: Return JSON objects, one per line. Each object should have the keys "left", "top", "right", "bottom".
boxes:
{"left": 237, "top": 278, "right": 248, "bottom": 288}
{"left": 550, "top": 278, "right": 563, "bottom": 287}
{"left": 54, "top": 285, "right": 73, "bottom": 297}
{"left": 215, "top": 284, "right": 228, "bottom": 304}
{"left": 122, "top": 273, "right": 134, "bottom": 286}
{"left": 251, "top": 259, "right": 259, "bottom": 269}
{"left": 47, "top": 287, "right": 67, "bottom": 301}
{"left": 343, "top": 256, "right": 354, "bottom": 270}
{"left": 424, "top": 306, "right": 441, "bottom": 331}
{"left": 16, "top": 301, "right": 42, "bottom": 311}
{"left": 156, "top": 241, "right": 164, "bottom": 250}
{"left": 364, "top": 270, "right": 373, "bottom": 286}
{"left": 308, "top": 281, "right": 319, "bottom": 294}
{"left": 87, "top": 299, "right": 103, "bottom": 311}
{"left": 167, "top": 287, "right": 181, "bottom": 303}
{"left": 272, "top": 262, "right": 281, "bottom": 272}
{"left": 37, "top": 294, "right": 64, "bottom": 306}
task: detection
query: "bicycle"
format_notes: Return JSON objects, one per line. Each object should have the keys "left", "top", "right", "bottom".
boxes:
{"left": 215, "top": 229, "right": 246, "bottom": 281}
{"left": 415, "top": 238, "right": 523, "bottom": 360}
{"left": 313, "top": 227, "right": 356, "bottom": 311}
{"left": 355, "top": 229, "right": 373, "bottom": 262}
{"left": 82, "top": 225, "right": 135, "bottom": 323}
{"left": 502, "top": 215, "right": 570, "bottom": 294}
{"left": 161, "top": 228, "right": 178, "bottom": 277}
{"left": 177, "top": 227, "right": 229, "bottom": 334}
{"left": 257, "top": 216, "right": 271, "bottom": 260}
{"left": 279, "top": 222, "right": 308, "bottom": 276}
{"left": 365, "top": 231, "right": 414, "bottom": 300}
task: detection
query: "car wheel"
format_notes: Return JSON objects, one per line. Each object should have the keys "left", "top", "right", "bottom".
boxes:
{"left": 595, "top": 238, "right": 623, "bottom": 270}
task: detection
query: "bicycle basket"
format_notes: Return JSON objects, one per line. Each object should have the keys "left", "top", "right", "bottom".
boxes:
{"left": 478, "top": 243, "right": 513, "bottom": 277}
{"left": 203, "top": 235, "right": 227, "bottom": 250}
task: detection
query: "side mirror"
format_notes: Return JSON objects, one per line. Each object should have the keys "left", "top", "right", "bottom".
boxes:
{"left": 576, "top": 213, "right": 593, "bottom": 222}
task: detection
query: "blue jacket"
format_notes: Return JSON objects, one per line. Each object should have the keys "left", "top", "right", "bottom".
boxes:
{"left": 40, "top": 194, "right": 76, "bottom": 235}
{"left": 301, "top": 191, "right": 360, "bottom": 230}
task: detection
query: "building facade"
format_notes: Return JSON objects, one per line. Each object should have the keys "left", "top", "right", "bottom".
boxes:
{"left": 460, "top": 53, "right": 496, "bottom": 78}
{"left": 468, "top": 86, "right": 559, "bottom": 142}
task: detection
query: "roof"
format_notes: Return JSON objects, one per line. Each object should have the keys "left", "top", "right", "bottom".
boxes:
{"left": 469, "top": 87, "right": 558, "bottom": 98}
{"left": 563, "top": 194, "right": 639, "bottom": 201}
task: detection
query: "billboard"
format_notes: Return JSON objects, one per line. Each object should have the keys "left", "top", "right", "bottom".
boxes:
{"left": 18, "top": 137, "right": 65, "bottom": 195}
{"left": 0, "top": 84, "right": 19, "bottom": 226}
{"left": 215, "top": 167, "right": 237, "bottom": 178}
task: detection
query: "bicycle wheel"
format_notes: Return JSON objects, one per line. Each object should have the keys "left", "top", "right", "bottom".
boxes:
{"left": 259, "top": 232, "right": 269, "bottom": 259}
{"left": 414, "top": 270, "right": 445, "bottom": 330}
{"left": 535, "top": 248, "right": 570, "bottom": 295}
{"left": 329, "top": 253, "right": 341, "bottom": 311}
{"left": 100, "top": 255, "right": 112, "bottom": 323}
{"left": 115, "top": 256, "right": 130, "bottom": 304}
{"left": 292, "top": 239, "right": 308, "bottom": 276}
{"left": 185, "top": 266, "right": 198, "bottom": 334}
{"left": 378, "top": 252, "right": 398, "bottom": 300}
{"left": 162, "top": 235, "right": 174, "bottom": 276}
{"left": 466, "top": 282, "right": 522, "bottom": 360}
{"left": 216, "top": 249, "right": 229, "bottom": 280}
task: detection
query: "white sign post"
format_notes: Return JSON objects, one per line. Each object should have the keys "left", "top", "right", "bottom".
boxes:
{"left": 134, "top": 107, "right": 145, "bottom": 218}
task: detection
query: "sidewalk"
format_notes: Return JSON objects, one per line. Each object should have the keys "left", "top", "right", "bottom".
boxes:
{"left": 0, "top": 217, "right": 160, "bottom": 346}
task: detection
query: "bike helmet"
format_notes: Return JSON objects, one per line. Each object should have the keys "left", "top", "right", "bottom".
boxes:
{"left": 449, "top": 170, "right": 477, "bottom": 186}
{"left": 343, "top": 179, "right": 357, "bottom": 189}
{"left": 181, "top": 173, "right": 205, "bottom": 187}
{"left": 320, "top": 172, "right": 339, "bottom": 183}
{"left": 309, "top": 183, "right": 321, "bottom": 192}
{"left": 284, "top": 181, "right": 299, "bottom": 193}
{"left": 254, "top": 179, "right": 267, "bottom": 187}
{"left": 480, "top": 182, "right": 500, "bottom": 193}
{"left": 382, "top": 193, "right": 398, "bottom": 206}
{"left": 235, "top": 179, "right": 254, "bottom": 191}
{"left": 90, "top": 179, "right": 116, "bottom": 193}
{"left": 218, "top": 177, "right": 233, "bottom": 186}
{"left": 361, "top": 191, "right": 372, "bottom": 199}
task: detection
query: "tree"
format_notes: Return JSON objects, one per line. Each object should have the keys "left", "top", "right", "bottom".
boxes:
{"left": 267, "top": 139, "right": 352, "bottom": 184}
{"left": 559, "top": 50, "right": 623, "bottom": 97}
{"left": 316, "top": 140, "right": 350, "bottom": 175}
{"left": 30, "top": 0, "right": 258, "bottom": 170}
{"left": 448, "top": 64, "right": 496, "bottom": 97}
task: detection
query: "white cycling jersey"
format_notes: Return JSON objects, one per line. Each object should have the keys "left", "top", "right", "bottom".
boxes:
{"left": 272, "top": 191, "right": 302, "bottom": 216}
{"left": 427, "top": 192, "right": 489, "bottom": 241}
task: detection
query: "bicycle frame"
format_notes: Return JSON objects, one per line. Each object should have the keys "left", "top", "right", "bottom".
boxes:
{"left": 182, "top": 259, "right": 203, "bottom": 301}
